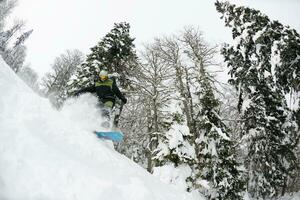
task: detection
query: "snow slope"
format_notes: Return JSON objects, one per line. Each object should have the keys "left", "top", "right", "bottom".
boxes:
{"left": 0, "top": 57, "right": 198, "bottom": 200}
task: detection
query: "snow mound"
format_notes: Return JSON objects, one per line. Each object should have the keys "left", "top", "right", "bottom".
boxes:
{"left": 0, "top": 57, "right": 196, "bottom": 200}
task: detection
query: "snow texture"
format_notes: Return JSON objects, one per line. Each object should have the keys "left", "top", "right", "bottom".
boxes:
{"left": 0, "top": 57, "right": 198, "bottom": 200}
{"left": 153, "top": 163, "right": 192, "bottom": 191}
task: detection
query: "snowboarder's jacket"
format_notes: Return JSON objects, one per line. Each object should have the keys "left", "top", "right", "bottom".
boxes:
{"left": 76, "top": 78, "right": 127, "bottom": 107}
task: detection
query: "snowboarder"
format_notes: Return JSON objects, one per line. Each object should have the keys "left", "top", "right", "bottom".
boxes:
{"left": 74, "top": 69, "right": 127, "bottom": 126}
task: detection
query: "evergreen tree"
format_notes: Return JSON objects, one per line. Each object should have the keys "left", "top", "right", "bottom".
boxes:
{"left": 196, "top": 78, "right": 245, "bottom": 200}
{"left": 176, "top": 27, "right": 246, "bottom": 198}
{"left": 216, "top": 1, "right": 299, "bottom": 198}
{"left": 152, "top": 118, "right": 196, "bottom": 191}
{"left": 68, "top": 22, "right": 138, "bottom": 93}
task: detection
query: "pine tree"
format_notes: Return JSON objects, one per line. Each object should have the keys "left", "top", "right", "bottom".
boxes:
{"left": 173, "top": 26, "right": 246, "bottom": 198}
{"left": 196, "top": 78, "right": 245, "bottom": 200}
{"left": 152, "top": 108, "right": 196, "bottom": 192}
{"left": 68, "top": 22, "right": 137, "bottom": 94}
{"left": 216, "top": 1, "right": 299, "bottom": 198}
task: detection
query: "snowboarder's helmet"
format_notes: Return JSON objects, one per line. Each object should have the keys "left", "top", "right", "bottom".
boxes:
{"left": 99, "top": 69, "right": 108, "bottom": 81}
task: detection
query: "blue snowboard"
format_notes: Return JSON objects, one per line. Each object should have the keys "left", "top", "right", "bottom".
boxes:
{"left": 94, "top": 131, "right": 124, "bottom": 142}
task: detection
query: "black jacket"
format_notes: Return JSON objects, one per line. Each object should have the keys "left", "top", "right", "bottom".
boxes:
{"left": 76, "top": 78, "right": 127, "bottom": 105}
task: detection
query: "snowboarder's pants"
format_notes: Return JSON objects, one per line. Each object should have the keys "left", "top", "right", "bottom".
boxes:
{"left": 100, "top": 100, "right": 114, "bottom": 120}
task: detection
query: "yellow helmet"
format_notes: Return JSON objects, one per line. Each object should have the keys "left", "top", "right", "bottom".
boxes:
{"left": 99, "top": 70, "right": 108, "bottom": 81}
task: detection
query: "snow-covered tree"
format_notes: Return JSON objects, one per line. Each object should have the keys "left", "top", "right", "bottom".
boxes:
{"left": 218, "top": 86, "right": 242, "bottom": 141}
{"left": 141, "top": 27, "right": 246, "bottom": 197}
{"left": 116, "top": 42, "right": 177, "bottom": 172}
{"left": 41, "top": 49, "right": 84, "bottom": 108}
{"left": 216, "top": 1, "right": 299, "bottom": 198}
{"left": 0, "top": 0, "right": 32, "bottom": 73}
{"left": 196, "top": 78, "right": 245, "bottom": 200}
{"left": 149, "top": 35, "right": 197, "bottom": 191}
{"left": 88, "top": 22, "right": 138, "bottom": 87}
{"left": 68, "top": 22, "right": 138, "bottom": 94}
{"left": 3, "top": 29, "right": 33, "bottom": 73}
{"left": 138, "top": 43, "right": 179, "bottom": 172}
{"left": 0, "top": 0, "right": 16, "bottom": 32}
{"left": 176, "top": 27, "right": 245, "bottom": 199}
{"left": 152, "top": 121, "right": 196, "bottom": 191}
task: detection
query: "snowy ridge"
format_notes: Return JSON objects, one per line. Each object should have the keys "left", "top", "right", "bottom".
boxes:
{"left": 0, "top": 57, "right": 197, "bottom": 200}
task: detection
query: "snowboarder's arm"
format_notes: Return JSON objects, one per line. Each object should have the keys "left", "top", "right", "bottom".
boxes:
{"left": 75, "top": 85, "right": 96, "bottom": 96}
{"left": 112, "top": 80, "right": 127, "bottom": 104}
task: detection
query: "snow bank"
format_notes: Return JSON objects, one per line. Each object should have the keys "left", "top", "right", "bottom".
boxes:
{"left": 0, "top": 57, "right": 197, "bottom": 200}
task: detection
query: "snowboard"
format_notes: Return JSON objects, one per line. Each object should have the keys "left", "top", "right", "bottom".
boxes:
{"left": 94, "top": 131, "right": 124, "bottom": 142}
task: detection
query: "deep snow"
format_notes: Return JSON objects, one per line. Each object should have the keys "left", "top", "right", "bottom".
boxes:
{"left": 0, "top": 57, "right": 199, "bottom": 200}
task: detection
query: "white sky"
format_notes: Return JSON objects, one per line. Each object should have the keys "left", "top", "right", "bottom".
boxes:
{"left": 8, "top": 0, "right": 300, "bottom": 77}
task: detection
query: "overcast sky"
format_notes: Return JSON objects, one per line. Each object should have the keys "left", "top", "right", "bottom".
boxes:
{"left": 9, "top": 0, "right": 300, "bottom": 77}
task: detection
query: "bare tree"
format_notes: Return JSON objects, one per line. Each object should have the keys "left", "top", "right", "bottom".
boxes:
{"left": 117, "top": 43, "right": 175, "bottom": 172}
{"left": 154, "top": 27, "right": 220, "bottom": 143}
{"left": 180, "top": 26, "right": 219, "bottom": 132}
{"left": 1, "top": 1, "right": 32, "bottom": 73}
{"left": 41, "top": 49, "right": 84, "bottom": 108}
{"left": 155, "top": 36, "right": 193, "bottom": 129}
{"left": 138, "top": 43, "right": 175, "bottom": 171}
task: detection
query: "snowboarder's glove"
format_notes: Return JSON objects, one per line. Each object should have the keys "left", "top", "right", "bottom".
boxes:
{"left": 122, "top": 97, "right": 127, "bottom": 104}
